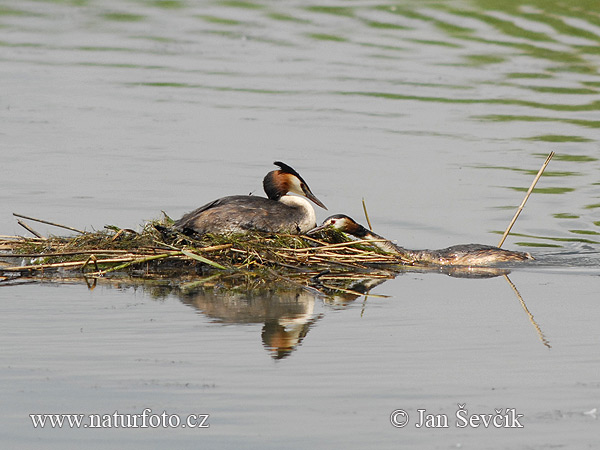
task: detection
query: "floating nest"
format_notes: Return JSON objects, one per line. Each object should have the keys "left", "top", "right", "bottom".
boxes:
{"left": 0, "top": 215, "right": 411, "bottom": 297}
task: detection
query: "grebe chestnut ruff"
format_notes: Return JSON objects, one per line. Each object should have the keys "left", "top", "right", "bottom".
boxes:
{"left": 308, "top": 214, "right": 533, "bottom": 267}
{"left": 176, "top": 162, "right": 327, "bottom": 235}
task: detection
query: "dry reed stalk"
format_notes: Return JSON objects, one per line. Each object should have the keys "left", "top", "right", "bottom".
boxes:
{"left": 2, "top": 257, "right": 139, "bottom": 272}
{"left": 1, "top": 249, "right": 132, "bottom": 258}
{"left": 286, "top": 239, "right": 390, "bottom": 252}
{"left": 91, "top": 253, "right": 179, "bottom": 276}
{"left": 17, "top": 220, "right": 45, "bottom": 239}
{"left": 362, "top": 197, "right": 373, "bottom": 231}
{"left": 497, "top": 151, "right": 554, "bottom": 248}
{"left": 13, "top": 213, "right": 86, "bottom": 234}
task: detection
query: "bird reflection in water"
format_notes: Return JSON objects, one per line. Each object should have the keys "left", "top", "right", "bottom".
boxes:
{"left": 178, "top": 284, "right": 322, "bottom": 359}
{"left": 176, "top": 278, "right": 384, "bottom": 359}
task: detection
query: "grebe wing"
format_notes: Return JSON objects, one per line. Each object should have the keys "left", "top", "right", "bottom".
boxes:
{"left": 175, "top": 195, "right": 249, "bottom": 227}
{"left": 175, "top": 195, "right": 308, "bottom": 234}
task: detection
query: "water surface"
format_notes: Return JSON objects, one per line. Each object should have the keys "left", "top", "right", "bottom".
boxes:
{"left": 1, "top": 0, "right": 599, "bottom": 448}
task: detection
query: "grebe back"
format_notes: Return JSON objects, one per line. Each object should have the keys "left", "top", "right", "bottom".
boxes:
{"left": 176, "top": 162, "right": 327, "bottom": 235}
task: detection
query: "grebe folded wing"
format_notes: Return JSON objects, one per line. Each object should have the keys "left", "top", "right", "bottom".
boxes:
{"left": 177, "top": 195, "right": 320, "bottom": 235}
{"left": 175, "top": 162, "right": 326, "bottom": 235}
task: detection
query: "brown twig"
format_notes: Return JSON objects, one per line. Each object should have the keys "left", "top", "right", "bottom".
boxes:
{"left": 498, "top": 151, "right": 554, "bottom": 248}
{"left": 17, "top": 220, "right": 46, "bottom": 239}
{"left": 362, "top": 198, "right": 373, "bottom": 231}
{"left": 13, "top": 213, "right": 86, "bottom": 234}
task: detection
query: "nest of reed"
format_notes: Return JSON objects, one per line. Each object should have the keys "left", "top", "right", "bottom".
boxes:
{"left": 0, "top": 214, "right": 410, "bottom": 297}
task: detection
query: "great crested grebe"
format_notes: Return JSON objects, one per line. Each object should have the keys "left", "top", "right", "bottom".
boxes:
{"left": 308, "top": 215, "right": 533, "bottom": 266}
{"left": 175, "top": 162, "right": 327, "bottom": 235}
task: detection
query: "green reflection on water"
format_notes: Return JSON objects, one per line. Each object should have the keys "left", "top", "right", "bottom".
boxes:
{"left": 515, "top": 242, "right": 562, "bottom": 248}
{"left": 537, "top": 154, "right": 598, "bottom": 162}
{"left": 506, "top": 73, "right": 553, "bottom": 79}
{"left": 523, "top": 135, "right": 594, "bottom": 143}
{"left": 449, "top": 9, "right": 553, "bottom": 42}
{"left": 305, "top": 6, "right": 355, "bottom": 17}
{"left": 477, "top": 165, "right": 580, "bottom": 177}
{"left": 475, "top": 115, "right": 600, "bottom": 129}
{"left": 307, "top": 33, "right": 347, "bottom": 42}
{"left": 554, "top": 213, "right": 579, "bottom": 219}
{"left": 219, "top": 0, "right": 264, "bottom": 10}
{"left": 493, "top": 231, "right": 600, "bottom": 245}
{"left": 362, "top": 19, "right": 410, "bottom": 30}
{"left": 507, "top": 187, "right": 575, "bottom": 194}
{"left": 0, "top": 6, "right": 30, "bottom": 16}
{"left": 102, "top": 12, "right": 145, "bottom": 22}
{"left": 378, "top": 5, "right": 473, "bottom": 37}
{"left": 150, "top": 0, "right": 185, "bottom": 9}
{"left": 522, "top": 86, "right": 598, "bottom": 95}
{"left": 198, "top": 15, "right": 241, "bottom": 25}
{"left": 339, "top": 91, "right": 600, "bottom": 112}
{"left": 464, "top": 54, "right": 506, "bottom": 66}
{"left": 133, "top": 81, "right": 299, "bottom": 95}
{"left": 408, "top": 39, "right": 461, "bottom": 48}
{"left": 266, "top": 12, "right": 309, "bottom": 24}
{"left": 569, "top": 229, "right": 600, "bottom": 235}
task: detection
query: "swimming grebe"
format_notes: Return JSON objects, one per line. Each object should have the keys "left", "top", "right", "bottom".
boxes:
{"left": 175, "top": 162, "right": 327, "bottom": 235}
{"left": 308, "top": 215, "right": 533, "bottom": 266}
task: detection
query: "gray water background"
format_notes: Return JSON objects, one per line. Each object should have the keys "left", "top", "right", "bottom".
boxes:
{"left": 1, "top": 0, "right": 599, "bottom": 448}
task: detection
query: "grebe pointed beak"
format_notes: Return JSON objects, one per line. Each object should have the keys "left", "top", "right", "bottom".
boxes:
{"left": 301, "top": 184, "right": 327, "bottom": 210}
{"left": 306, "top": 223, "right": 329, "bottom": 235}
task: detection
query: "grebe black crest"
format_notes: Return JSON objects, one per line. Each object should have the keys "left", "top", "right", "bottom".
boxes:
{"left": 308, "top": 215, "right": 533, "bottom": 267}
{"left": 175, "top": 162, "right": 327, "bottom": 235}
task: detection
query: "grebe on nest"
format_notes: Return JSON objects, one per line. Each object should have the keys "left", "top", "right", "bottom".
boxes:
{"left": 308, "top": 215, "right": 533, "bottom": 267}
{"left": 175, "top": 162, "right": 327, "bottom": 235}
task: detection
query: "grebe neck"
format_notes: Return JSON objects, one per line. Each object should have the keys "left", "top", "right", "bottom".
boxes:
{"left": 278, "top": 195, "right": 317, "bottom": 233}
{"left": 357, "top": 227, "right": 417, "bottom": 262}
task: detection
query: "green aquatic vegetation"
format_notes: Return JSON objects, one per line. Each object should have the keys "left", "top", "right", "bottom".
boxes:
{"left": 553, "top": 213, "right": 579, "bottom": 219}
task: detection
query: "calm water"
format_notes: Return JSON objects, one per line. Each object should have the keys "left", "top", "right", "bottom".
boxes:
{"left": 1, "top": 0, "right": 599, "bottom": 448}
